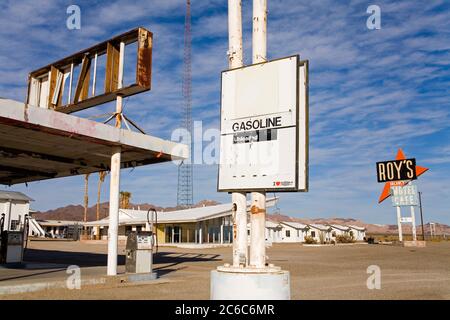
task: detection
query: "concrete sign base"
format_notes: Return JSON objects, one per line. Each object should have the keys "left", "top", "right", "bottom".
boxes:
{"left": 403, "top": 240, "right": 426, "bottom": 248}
{"left": 210, "top": 269, "right": 290, "bottom": 300}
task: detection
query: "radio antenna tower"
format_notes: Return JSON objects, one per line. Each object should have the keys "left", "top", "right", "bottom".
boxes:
{"left": 177, "top": 0, "right": 194, "bottom": 207}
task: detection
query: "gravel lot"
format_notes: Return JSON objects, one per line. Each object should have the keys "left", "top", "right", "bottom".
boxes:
{"left": 1, "top": 240, "right": 449, "bottom": 299}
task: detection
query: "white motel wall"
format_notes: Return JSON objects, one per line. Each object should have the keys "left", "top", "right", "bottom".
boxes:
{"left": 0, "top": 191, "right": 32, "bottom": 232}
{"left": 265, "top": 222, "right": 366, "bottom": 244}
{"left": 348, "top": 225, "right": 366, "bottom": 241}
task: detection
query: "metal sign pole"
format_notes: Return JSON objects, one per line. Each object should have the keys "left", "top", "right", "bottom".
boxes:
{"left": 249, "top": 0, "right": 268, "bottom": 270}
{"left": 396, "top": 206, "right": 403, "bottom": 242}
{"left": 410, "top": 206, "right": 417, "bottom": 241}
{"left": 227, "top": 0, "right": 248, "bottom": 268}
{"left": 107, "top": 41, "right": 125, "bottom": 276}
{"left": 211, "top": 0, "right": 291, "bottom": 300}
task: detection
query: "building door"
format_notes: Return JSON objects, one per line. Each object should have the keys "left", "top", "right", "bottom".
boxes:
{"left": 165, "top": 226, "right": 173, "bottom": 243}
{"left": 174, "top": 226, "right": 181, "bottom": 243}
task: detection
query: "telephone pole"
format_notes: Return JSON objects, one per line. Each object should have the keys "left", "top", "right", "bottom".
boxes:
{"left": 418, "top": 191, "right": 425, "bottom": 241}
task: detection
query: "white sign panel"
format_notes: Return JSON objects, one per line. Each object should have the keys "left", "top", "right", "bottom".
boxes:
{"left": 218, "top": 55, "right": 308, "bottom": 192}
{"left": 400, "top": 217, "right": 413, "bottom": 223}
{"left": 390, "top": 185, "right": 418, "bottom": 207}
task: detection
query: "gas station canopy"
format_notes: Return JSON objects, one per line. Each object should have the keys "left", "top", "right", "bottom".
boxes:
{"left": 0, "top": 98, "right": 188, "bottom": 185}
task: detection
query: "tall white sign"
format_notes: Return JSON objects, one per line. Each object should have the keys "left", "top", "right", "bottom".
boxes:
{"left": 218, "top": 55, "right": 309, "bottom": 192}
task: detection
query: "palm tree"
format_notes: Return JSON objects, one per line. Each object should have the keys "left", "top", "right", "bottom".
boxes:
{"left": 83, "top": 173, "right": 90, "bottom": 238}
{"left": 96, "top": 171, "right": 107, "bottom": 240}
{"left": 83, "top": 173, "right": 90, "bottom": 222}
{"left": 120, "top": 191, "right": 132, "bottom": 209}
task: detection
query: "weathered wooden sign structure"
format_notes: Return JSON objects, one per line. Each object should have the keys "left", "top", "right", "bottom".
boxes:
{"left": 377, "top": 149, "right": 428, "bottom": 245}
{"left": 212, "top": 0, "right": 309, "bottom": 300}
{"left": 26, "top": 27, "right": 152, "bottom": 114}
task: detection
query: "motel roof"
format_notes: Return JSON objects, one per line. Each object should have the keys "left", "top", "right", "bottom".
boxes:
{"left": 280, "top": 221, "right": 309, "bottom": 230}
{"left": 266, "top": 221, "right": 282, "bottom": 229}
{"left": 84, "top": 197, "right": 278, "bottom": 227}
{"left": 308, "top": 224, "right": 332, "bottom": 231}
{"left": 36, "top": 219, "right": 81, "bottom": 227}
{"left": 0, "top": 190, "right": 34, "bottom": 202}
{"left": 348, "top": 225, "right": 366, "bottom": 231}
{"left": 328, "top": 224, "right": 351, "bottom": 231}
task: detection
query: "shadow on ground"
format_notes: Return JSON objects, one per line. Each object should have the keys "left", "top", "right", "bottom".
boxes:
{"left": 0, "top": 249, "right": 222, "bottom": 282}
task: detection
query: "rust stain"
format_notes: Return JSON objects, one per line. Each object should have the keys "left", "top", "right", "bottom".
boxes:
{"left": 250, "top": 205, "right": 266, "bottom": 215}
{"left": 232, "top": 203, "right": 237, "bottom": 240}
{"left": 137, "top": 29, "right": 152, "bottom": 89}
{"left": 24, "top": 104, "right": 29, "bottom": 123}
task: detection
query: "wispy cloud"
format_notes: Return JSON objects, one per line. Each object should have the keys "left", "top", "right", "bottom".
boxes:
{"left": 0, "top": 0, "right": 449, "bottom": 224}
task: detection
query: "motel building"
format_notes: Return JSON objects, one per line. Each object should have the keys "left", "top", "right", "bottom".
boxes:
{"left": 306, "top": 224, "right": 333, "bottom": 243}
{"left": 265, "top": 221, "right": 283, "bottom": 243}
{"left": 0, "top": 191, "right": 33, "bottom": 232}
{"left": 326, "top": 224, "right": 367, "bottom": 241}
{"left": 265, "top": 222, "right": 366, "bottom": 244}
{"left": 328, "top": 224, "right": 352, "bottom": 240}
{"left": 348, "top": 225, "right": 366, "bottom": 241}
{"left": 277, "top": 222, "right": 309, "bottom": 243}
{"left": 262, "top": 221, "right": 310, "bottom": 244}
{"left": 34, "top": 220, "right": 81, "bottom": 238}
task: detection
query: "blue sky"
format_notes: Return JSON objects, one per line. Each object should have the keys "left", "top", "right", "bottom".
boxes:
{"left": 0, "top": 0, "right": 449, "bottom": 224}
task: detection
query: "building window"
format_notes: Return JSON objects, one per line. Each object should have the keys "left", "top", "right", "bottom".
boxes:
{"left": 10, "top": 220, "right": 20, "bottom": 231}
{"left": 286, "top": 230, "right": 291, "bottom": 237}
{"left": 165, "top": 226, "right": 173, "bottom": 243}
{"left": 311, "top": 231, "right": 316, "bottom": 238}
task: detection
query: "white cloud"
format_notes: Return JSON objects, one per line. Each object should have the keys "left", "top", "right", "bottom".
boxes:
{"left": 0, "top": 0, "right": 449, "bottom": 225}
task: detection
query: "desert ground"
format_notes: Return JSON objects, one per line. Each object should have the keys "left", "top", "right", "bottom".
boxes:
{"left": 1, "top": 240, "right": 449, "bottom": 300}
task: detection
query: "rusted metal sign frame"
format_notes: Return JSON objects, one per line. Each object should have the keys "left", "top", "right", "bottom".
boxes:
{"left": 26, "top": 27, "right": 152, "bottom": 114}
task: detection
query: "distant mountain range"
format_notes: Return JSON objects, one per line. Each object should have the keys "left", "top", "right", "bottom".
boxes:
{"left": 33, "top": 201, "right": 450, "bottom": 235}
{"left": 33, "top": 200, "right": 220, "bottom": 222}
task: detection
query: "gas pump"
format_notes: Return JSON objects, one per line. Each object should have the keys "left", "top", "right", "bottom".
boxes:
{"left": 0, "top": 213, "right": 29, "bottom": 264}
{"left": 23, "top": 214, "right": 30, "bottom": 251}
{"left": 125, "top": 208, "right": 158, "bottom": 275}
{"left": 0, "top": 214, "right": 4, "bottom": 260}
{"left": 148, "top": 208, "right": 158, "bottom": 253}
